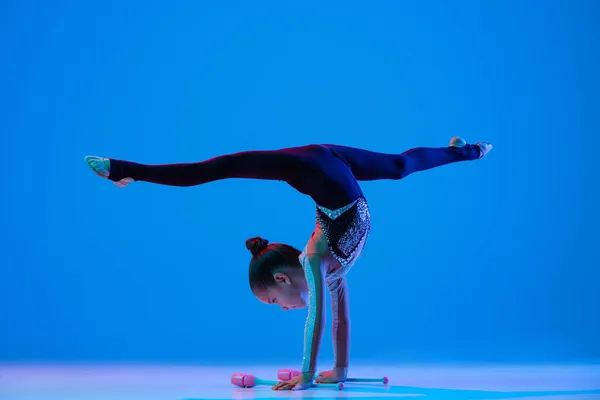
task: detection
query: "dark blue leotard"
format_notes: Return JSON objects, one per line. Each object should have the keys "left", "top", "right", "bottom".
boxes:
{"left": 107, "top": 143, "right": 481, "bottom": 209}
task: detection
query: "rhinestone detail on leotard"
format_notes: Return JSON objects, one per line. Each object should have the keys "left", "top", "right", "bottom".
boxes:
{"left": 316, "top": 196, "right": 371, "bottom": 273}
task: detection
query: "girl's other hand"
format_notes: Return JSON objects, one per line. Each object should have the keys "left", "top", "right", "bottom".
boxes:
{"left": 315, "top": 367, "right": 348, "bottom": 383}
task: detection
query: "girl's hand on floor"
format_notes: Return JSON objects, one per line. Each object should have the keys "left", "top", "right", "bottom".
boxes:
{"left": 272, "top": 372, "right": 313, "bottom": 391}
{"left": 315, "top": 367, "right": 348, "bottom": 383}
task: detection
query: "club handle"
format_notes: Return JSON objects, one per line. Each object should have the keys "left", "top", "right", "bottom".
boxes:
{"left": 346, "top": 377, "right": 389, "bottom": 384}
{"left": 254, "top": 377, "right": 278, "bottom": 386}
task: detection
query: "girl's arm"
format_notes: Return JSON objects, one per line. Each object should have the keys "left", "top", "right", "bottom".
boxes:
{"left": 313, "top": 278, "right": 350, "bottom": 384}
{"left": 299, "top": 251, "right": 327, "bottom": 377}
{"left": 330, "top": 278, "right": 350, "bottom": 373}
{"left": 273, "top": 226, "right": 332, "bottom": 390}
{"left": 300, "top": 226, "right": 352, "bottom": 374}
{"left": 273, "top": 250, "right": 327, "bottom": 391}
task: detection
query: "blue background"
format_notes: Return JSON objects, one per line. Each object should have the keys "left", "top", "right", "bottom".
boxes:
{"left": 1, "top": 0, "right": 598, "bottom": 366}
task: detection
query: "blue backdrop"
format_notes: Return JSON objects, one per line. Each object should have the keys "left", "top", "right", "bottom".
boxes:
{"left": 1, "top": 0, "right": 598, "bottom": 366}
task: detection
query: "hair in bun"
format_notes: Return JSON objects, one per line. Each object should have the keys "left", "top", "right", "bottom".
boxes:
{"left": 246, "top": 237, "right": 269, "bottom": 256}
{"left": 247, "top": 238, "right": 302, "bottom": 293}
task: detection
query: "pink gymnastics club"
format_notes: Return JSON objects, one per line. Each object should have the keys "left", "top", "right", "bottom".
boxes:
{"left": 231, "top": 373, "right": 344, "bottom": 390}
{"left": 278, "top": 369, "right": 389, "bottom": 384}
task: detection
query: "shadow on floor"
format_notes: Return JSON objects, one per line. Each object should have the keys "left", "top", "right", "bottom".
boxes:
{"left": 335, "top": 384, "right": 600, "bottom": 399}
{"left": 185, "top": 384, "right": 600, "bottom": 400}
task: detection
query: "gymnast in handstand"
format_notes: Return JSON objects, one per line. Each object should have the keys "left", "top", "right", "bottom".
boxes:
{"left": 85, "top": 137, "right": 492, "bottom": 390}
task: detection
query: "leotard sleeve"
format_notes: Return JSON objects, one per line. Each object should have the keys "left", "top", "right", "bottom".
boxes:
{"left": 298, "top": 227, "right": 329, "bottom": 376}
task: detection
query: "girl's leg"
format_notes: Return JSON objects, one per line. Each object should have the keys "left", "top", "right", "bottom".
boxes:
{"left": 324, "top": 138, "right": 490, "bottom": 181}
{"left": 87, "top": 147, "right": 319, "bottom": 187}
{"left": 85, "top": 144, "right": 361, "bottom": 208}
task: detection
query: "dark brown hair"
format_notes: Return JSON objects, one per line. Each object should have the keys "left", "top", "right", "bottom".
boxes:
{"left": 246, "top": 236, "right": 301, "bottom": 294}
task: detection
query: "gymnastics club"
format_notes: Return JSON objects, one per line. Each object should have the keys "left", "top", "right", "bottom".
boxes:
{"left": 231, "top": 373, "right": 344, "bottom": 390}
{"left": 278, "top": 369, "right": 389, "bottom": 384}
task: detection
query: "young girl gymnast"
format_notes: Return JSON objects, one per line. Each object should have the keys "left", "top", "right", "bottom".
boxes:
{"left": 85, "top": 137, "right": 492, "bottom": 390}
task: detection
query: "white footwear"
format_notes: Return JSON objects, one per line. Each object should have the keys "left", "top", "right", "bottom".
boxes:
{"left": 476, "top": 142, "right": 493, "bottom": 158}
{"left": 449, "top": 137, "right": 493, "bottom": 159}
{"left": 84, "top": 156, "right": 133, "bottom": 188}
{"left": 113, "top": 177, "right": 134, "bottom": 188}
{"left": 85, "top": 156, "right": 110, "bottom": 178}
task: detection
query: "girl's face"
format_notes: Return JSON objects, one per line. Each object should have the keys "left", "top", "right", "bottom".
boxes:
{"left": 256, "top": 273, "right": 307, "bottom": 311}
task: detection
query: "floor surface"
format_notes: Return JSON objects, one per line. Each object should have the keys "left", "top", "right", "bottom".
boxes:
{"left": 1, "top": 363, "right": 599, "bottom": 400}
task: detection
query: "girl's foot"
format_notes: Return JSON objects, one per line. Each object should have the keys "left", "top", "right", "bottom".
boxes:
{"left": 84, "top": 156, "right": 133, "bottom": 188}
{"left": 476, "top": 142, "right": 493, "bottom": 158}
{"left": 449, "top": 136, "right": 493, "bottom": 159}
